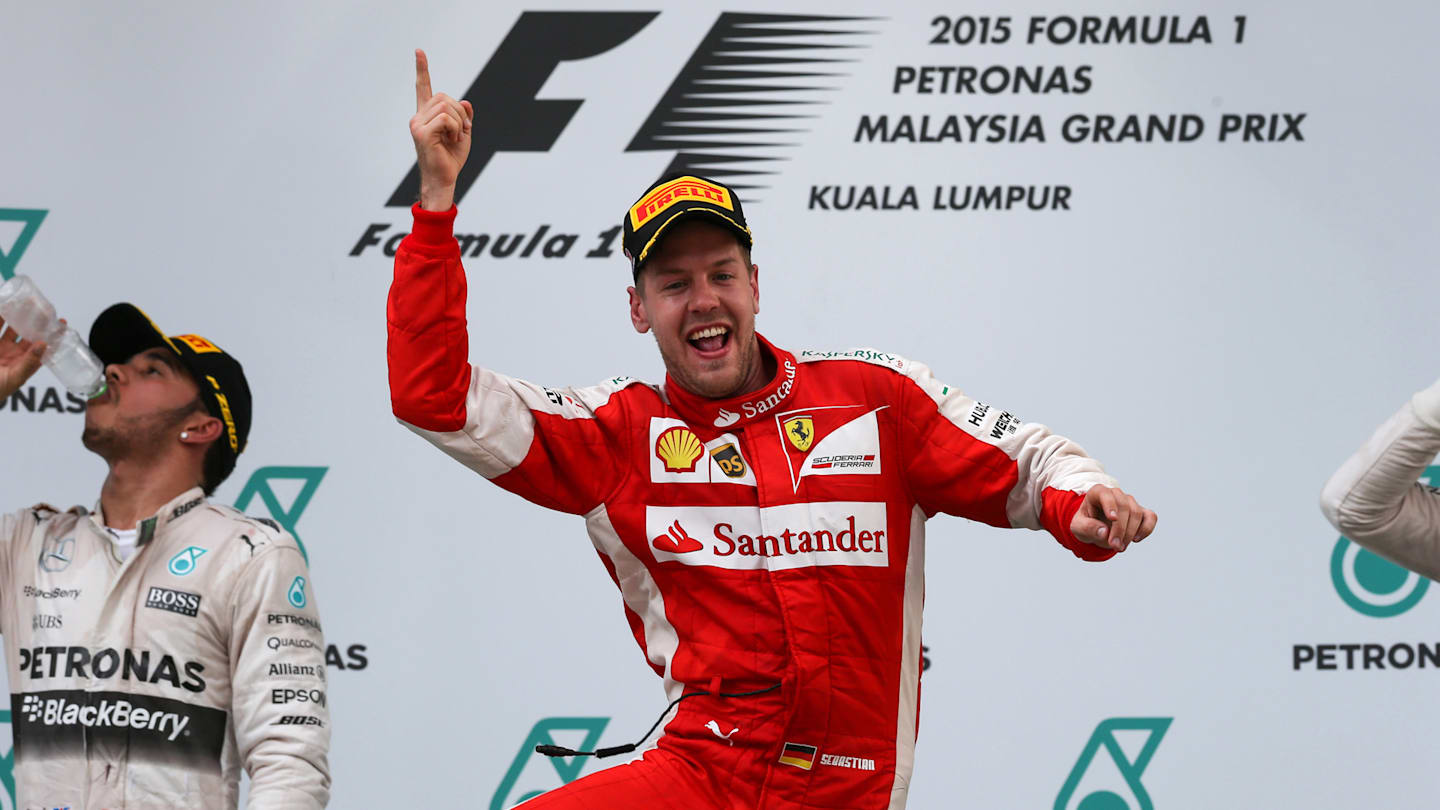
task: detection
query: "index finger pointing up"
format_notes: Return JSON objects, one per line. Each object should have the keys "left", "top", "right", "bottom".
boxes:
{"left": 415, "top": 48, "right": 433, "bottom": 111}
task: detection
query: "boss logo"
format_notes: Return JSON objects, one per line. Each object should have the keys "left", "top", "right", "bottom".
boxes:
{"left": 145, "top": 586, "right": 202, "bottom": 617}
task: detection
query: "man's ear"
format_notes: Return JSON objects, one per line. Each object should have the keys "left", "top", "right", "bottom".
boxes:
{"left": 179, "top": 414, "right": 223, "bottom": 446}
{"left": 750, "top": 264, "right": 760, "bottom": 315}
{"left": 629, "top": 285, "right": 651, "bottom": 334}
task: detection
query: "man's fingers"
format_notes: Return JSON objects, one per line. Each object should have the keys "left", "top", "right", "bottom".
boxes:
{"left": 1119, "top": 495, "right": 1142, "bottom": 545}
{"left": 1092, "top": 486, "right": 1119, "bottom": 523}
{"left": 415, "top": 49, "right": 433, "bottom": 112}
{"left": 1135, "top": 509, "right": 1158, "bottom": 542}
{"left": 420, "top": 106, "right": 463, "bottom": 141}
{"left": 1071, "top": 516, "right": 1109, "bottom": 547}
{"left": 20, "top": 342, "right": 44, "bottom": 374}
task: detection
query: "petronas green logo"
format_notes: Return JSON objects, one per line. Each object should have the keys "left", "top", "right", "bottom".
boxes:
{"left": 0, "top": 709, "right": 13, "bottom": 808}
{"left": 490, "top": 717, "right": 608, "bottom": 809}
{"left": 0, "top": 208, "right": 46, "bottom": 281}
{"left": 233, "top": 466, "right": 327, "bottom": 564}
{"left": 1329, "top": 465, "right": 1439, "bottom": 618}
{"left": 1055, "top": 717, "right": 1171, "bottom": 810}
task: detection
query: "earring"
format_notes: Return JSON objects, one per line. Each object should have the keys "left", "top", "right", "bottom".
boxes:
{"left": 180, "top": 432, "right": 190, "bottom": 440}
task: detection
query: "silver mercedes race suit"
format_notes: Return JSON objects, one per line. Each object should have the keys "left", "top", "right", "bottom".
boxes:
{"left": 0, "top": 487, "right": 330, "bottom": 809}
{"left": 1321, "top": 378, "right": 1440, "bottom": 580}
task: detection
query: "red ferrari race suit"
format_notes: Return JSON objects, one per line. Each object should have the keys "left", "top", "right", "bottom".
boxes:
{"left": 387, "top": 205, "right": 1118, "bottom": 810}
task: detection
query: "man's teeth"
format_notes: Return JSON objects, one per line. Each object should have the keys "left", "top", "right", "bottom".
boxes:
{"left": 689, "top": 326, "right": 728, "bottom": 340}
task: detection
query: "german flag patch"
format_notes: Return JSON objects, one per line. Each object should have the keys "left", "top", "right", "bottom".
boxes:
{"left": 779, "top": 742, "right": 818, "bottom": 770}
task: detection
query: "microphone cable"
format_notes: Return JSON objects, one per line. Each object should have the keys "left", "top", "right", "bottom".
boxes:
{"left": 536, "top": 683, "right": 781, "bottom": 760}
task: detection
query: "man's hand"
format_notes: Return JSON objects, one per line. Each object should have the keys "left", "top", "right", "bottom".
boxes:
{"left": 0, "top": 323, "right": 45, "bottom": 402}
{"left": 1070, "top": 485, "right": 1157, "bottom": 553}
{"left": 410, "top": 49, "right": 474, "bottom": 212}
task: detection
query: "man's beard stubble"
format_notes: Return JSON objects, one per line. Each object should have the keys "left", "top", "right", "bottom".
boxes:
{"left": 83, "top": 400, "right": 202, "bottom": 464}
{"left": 655, "top": 327, "right": 759, "bottom": 400}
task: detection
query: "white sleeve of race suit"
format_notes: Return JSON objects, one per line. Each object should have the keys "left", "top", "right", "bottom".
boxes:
{"left": 229, "top": 539, "right": 331, "bottom": 809}
{"left": 400, "top": 365, "right": 636, "bottom": 480}
{"left": 1320, "top": 378, "right": 1440, "bottom": 581}
{"left": 903, "top": 357, "right": 1118, "bottom": 530}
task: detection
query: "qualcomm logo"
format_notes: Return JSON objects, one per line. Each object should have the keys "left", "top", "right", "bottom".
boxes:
{"left": 1329, "top": 465, "right": 1439, "bottom": 618}
{"left": 233, "top": 466, "right": 327, "bottom": 565}
{"left": 490, "top": 717, "right": 608, "bottom": 809}
{"left": 0, "top": 209, "right": 46, "bottom": 281}
{"left": 1055, "top": 717, "right": 1171, "bottom": 810}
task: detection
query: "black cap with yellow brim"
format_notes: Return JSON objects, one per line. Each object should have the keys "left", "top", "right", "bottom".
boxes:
{"left": 622, "top": 175, "right": 753, "bottom": 276}
{"left": 89, "top": 303, "right": 251, "bottom": 461}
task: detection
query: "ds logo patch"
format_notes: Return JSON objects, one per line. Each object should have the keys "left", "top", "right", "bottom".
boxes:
{"left": 490, "top": 717, "right": 609, "bottom": 810}
{"left": 1329, "top": 465, "right": 1439, "bottom": 618}
{"left": 1055, "top": 717, "right": 1171, "bottom": 810}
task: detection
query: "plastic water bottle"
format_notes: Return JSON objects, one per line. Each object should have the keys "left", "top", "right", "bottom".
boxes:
{"left": 0, "top": 275, "right": 106, "bottom": 399}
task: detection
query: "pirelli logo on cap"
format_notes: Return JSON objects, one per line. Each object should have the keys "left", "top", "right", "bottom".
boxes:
{"left": 174, "top": 334, "right": 222, "bottom": 354}
{"left": 629, "top": 176, "right": 732, "bottom": 229}
{"left": 206, "top": 375, "right": 240, "bottom": 453}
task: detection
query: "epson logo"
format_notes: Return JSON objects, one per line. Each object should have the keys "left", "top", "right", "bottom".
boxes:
{"left": 272, "top": 688, "right": 327, "bottom": 707}
{"left": 146, "top": 586, "right": 202, "bottom": 617}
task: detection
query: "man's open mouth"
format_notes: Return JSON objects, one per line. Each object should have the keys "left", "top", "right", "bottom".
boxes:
{"left": 688, "top": 325, "right": 730, "bottom": 356}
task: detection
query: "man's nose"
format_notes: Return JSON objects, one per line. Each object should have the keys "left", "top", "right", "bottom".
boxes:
{"left": 688, "top": 278, "right": 721, "bottom": 312}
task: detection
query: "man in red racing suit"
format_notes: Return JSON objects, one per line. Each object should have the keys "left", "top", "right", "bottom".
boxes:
{"left": 387, "top": 50, "right": 1157, "bottom": 810}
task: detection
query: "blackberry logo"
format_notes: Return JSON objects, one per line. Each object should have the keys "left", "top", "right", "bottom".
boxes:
{"left": 20, "top": 693, "right": 192, "bottom": 741}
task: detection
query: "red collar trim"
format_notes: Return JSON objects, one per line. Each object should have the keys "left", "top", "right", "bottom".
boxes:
{"left": 664, "top": 334, "right": 800, "bottom": 430}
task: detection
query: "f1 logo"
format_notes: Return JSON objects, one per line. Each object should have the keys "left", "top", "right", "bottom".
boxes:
{"left": 386, "top": 12, "right": 874, "bottom": 207}
{"left": 387, "top": 12, "right": 658, "bottom": 207}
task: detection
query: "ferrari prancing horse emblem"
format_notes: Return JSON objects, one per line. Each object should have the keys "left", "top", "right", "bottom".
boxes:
{"left": 783, "top": 416, "right": 814, "bottom": 452}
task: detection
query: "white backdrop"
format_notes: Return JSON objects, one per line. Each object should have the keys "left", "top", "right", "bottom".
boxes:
{"left": 1, "top": 2, "right": 1437, "bottom": 807}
